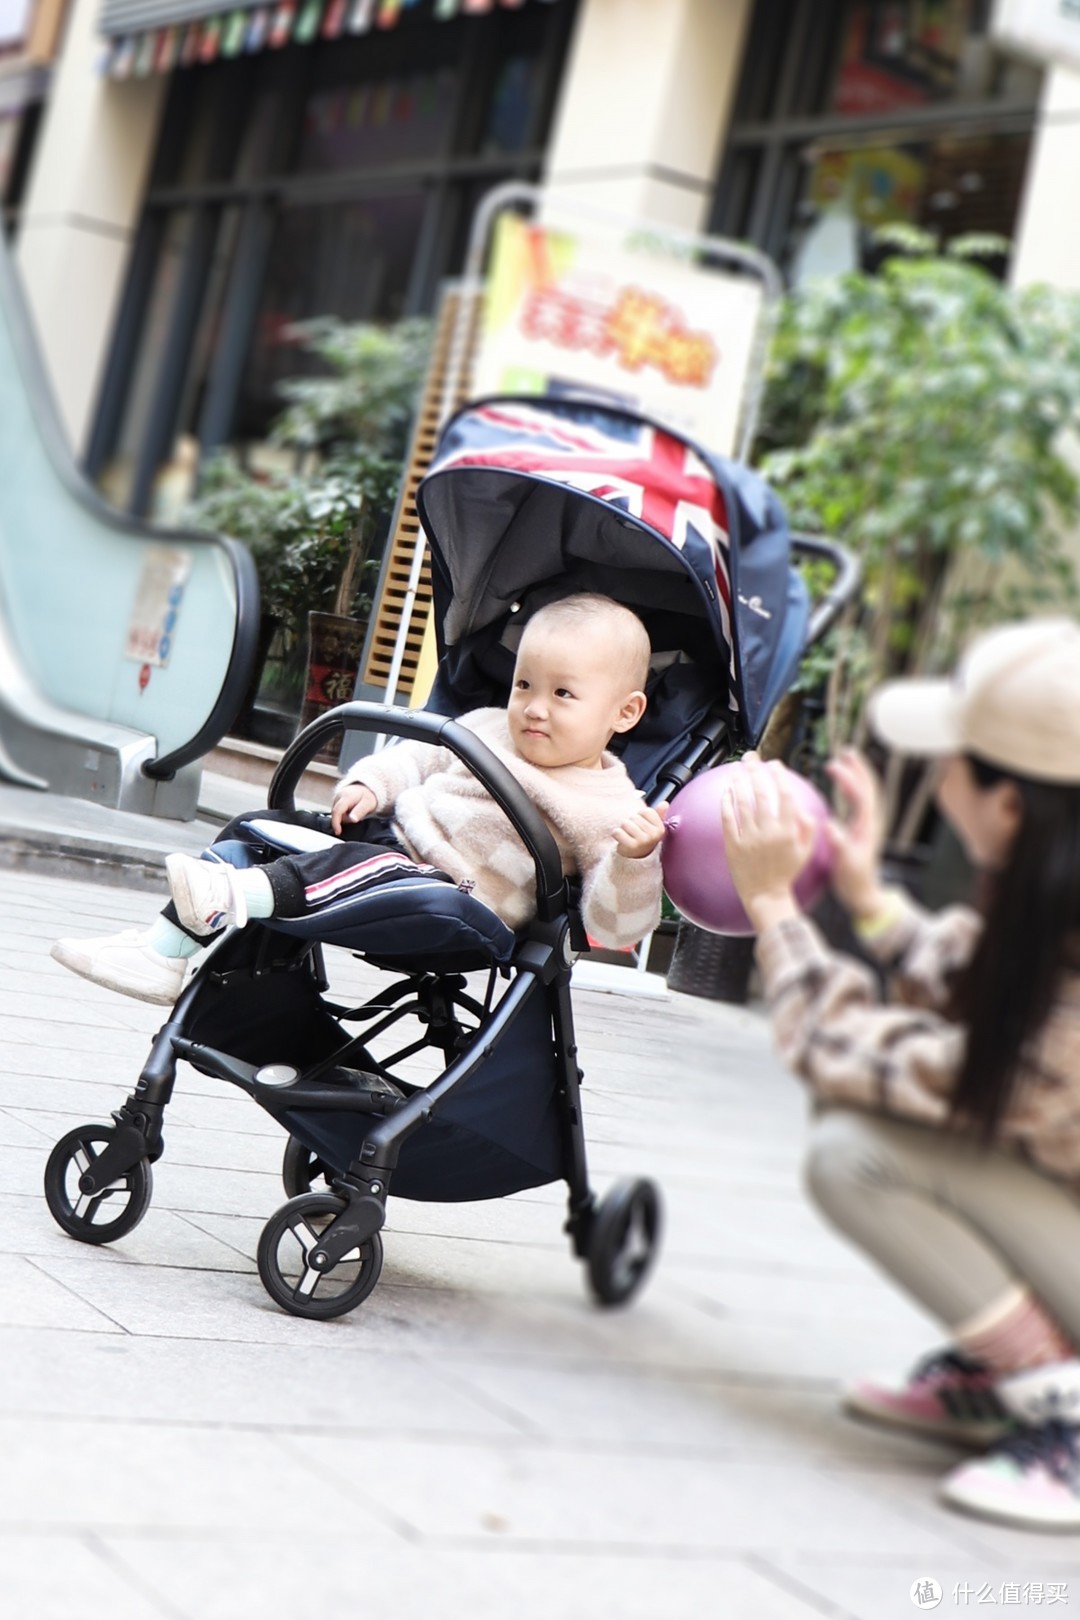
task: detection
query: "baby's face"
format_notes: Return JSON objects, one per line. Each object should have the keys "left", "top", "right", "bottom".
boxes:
{"left": 508, "top": 625, "right": 641, "bottom": 770}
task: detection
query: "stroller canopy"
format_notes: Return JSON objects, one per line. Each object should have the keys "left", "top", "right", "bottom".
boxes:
{"left": 415, "top": 396, "right": 809, "bottom": 747}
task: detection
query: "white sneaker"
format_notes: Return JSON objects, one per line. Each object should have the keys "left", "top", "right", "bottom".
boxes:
{"left": 940, "top": 1361, "right": 1080, "bottom": 1530}
{"left": 940, "top": 1426, "right": 1080, "bottom": 1529}
{"left": 165, "top": 853, "right": 249, "bottom": 937}
{"left": 50, "top": 930, "right": 188, "bottom": 1005}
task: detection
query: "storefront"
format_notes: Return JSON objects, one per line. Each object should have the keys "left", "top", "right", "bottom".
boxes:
{"left": 712, "top": 0, "right": 1043, "bottom": 283}
{"left": 0, "top": 0, "right": 67, "bottom": 232}
{"left": 85, "top": 0, "right": 577, "bottom": 514}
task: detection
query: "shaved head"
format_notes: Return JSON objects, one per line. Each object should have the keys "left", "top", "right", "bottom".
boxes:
{"left": 522, "top": 595, "right": 651, "bottom": 695}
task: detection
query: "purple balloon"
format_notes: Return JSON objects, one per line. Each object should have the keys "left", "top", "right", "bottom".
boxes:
{"left": 661, "top": 760, "right": 834, "bottom": 937}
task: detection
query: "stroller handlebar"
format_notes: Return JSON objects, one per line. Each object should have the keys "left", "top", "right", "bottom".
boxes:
{"left": 268, "top": 702, "right": 568, "bottom": 923}
{"left": 790, "top": 533, "right": 862, "bottom": 647}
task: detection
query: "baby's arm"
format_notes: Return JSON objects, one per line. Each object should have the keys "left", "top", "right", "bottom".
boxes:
{"left": 330, "top": 736, "right": 453, "bottom": 836}
{"left": 580, "top": 828, "right": 664, "bottom": 951}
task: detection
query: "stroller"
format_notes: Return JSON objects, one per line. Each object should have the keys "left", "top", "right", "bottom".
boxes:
{"left": 42, "top": 396, "right": 856, "bottom": 1320}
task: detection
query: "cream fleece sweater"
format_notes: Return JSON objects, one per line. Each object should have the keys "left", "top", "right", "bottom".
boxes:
{"left": 343, "top": 708, "right": 662, "bottom": 948}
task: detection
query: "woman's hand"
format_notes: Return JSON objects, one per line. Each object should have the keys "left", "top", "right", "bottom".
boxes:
{"left": 720, "top": 755, "right": 817, "bottom": 933}
{"left": 330, "top": 782, "right": 377, "bottom": 837}
{"left": 823, "top": 748, "right": 889, "bottom": 921}
{"left": 612, "top": 803, "right": 668, "bottom": 859}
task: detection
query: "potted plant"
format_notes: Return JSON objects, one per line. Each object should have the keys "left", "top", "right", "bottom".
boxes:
{"left": 755, "top": 226, "right": 1080, "bottom": 848}
{"left": 188, "top": 315, "right": 431, "bottom": 750}
{"left": 668, "top": 230, "right": 1080, "bottom": 1004}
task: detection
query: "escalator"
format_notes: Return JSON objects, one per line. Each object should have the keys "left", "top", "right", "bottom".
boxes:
{"left": 0, "top": 233, "right": 259, "bottom": 819}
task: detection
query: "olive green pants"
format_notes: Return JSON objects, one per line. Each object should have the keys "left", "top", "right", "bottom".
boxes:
{"left": 804, "top": 1109, "right": 1080, "bottom": 1341}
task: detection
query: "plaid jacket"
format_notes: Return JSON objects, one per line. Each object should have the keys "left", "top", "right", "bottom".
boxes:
{"left": 755, "top": 892, "right": 1080, "bottom": 1184}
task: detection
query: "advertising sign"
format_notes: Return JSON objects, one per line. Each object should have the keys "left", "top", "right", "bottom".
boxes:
{"left": 124, "top": 546, "right": 191, "bottom": 669}
{"left": 991, "top": 0, "right": 1080, "bottom": 72}
{"left": 471, "top": 214, "right": 765, "bottom": 454}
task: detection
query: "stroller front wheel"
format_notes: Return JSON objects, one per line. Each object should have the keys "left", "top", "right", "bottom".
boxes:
{"left": 281, "top": 1135, "right": 335, "bottom": 1198}
{"left": 586, "top": 1178, "right": 662, "bottom": 1307}
{"left": 257, "top": 1193, "right": 383, "bottom": 1319}
{"left": 44, "top": 1124, "right": 153, "bottom": 1245}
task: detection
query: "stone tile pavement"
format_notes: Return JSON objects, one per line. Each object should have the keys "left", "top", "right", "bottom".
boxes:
{"left": 2, "top": 861, "right": 1079, "bottom": 1619}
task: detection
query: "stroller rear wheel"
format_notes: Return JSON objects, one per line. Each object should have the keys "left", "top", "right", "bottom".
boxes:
{"left": 257, "top": 1192, "right": 383, "bottom": 1319}
{"left": 586, "top": 1178, "right": 662, "bottom": 1307}
{"left": 281, "top": 1136, "right": 335, "bottom": 1198}
{"left": 44, "top": 1124, "right": 153, "bottom": 1245}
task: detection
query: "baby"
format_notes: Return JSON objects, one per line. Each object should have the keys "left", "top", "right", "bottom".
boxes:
{"left": 52, "top": 594, "right": 667, "bottom": 1004}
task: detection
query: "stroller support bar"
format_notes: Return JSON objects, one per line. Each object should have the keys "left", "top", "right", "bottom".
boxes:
{"left": 170, "top": 1038, "right": 395, "bottom": 1113}
{"left": 791, "top": 534, "right": 863, "bottom": 647}
{"left": 269, "top": 702, "right": 567, "bottom": 923}
{"left": 650, "top": 709, "right": 733, "bottom": 804}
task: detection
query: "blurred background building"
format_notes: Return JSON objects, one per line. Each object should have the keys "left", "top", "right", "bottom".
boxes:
{"left": 9, "top": 0, "right": 1080, "bottom": 519}
{"left": 0, "top": 2, "right": 1059, "bottom": 491}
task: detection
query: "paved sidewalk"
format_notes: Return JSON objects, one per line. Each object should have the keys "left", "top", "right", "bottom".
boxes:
{"left": 3, "top": 863, "right": 1080, "bottom": 1620}
{"left": 0, "top": 773, "right": 329, "bottom": 890}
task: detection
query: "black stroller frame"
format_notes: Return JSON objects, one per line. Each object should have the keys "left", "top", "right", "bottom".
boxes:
{"left": 43, "top": 699, "right": 733, "bottom": 1317}
{"left": 42, "top": 390, "right": 858, "bottom": 1322}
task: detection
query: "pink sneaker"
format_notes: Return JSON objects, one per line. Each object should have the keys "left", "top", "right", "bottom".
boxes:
{"left": 843, "top": 1349, "right": 1011, "bottom": 1447}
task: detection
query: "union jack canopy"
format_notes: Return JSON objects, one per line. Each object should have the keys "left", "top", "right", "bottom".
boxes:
{"left": 416, "top": 396, "right": 809, "bottom": 745}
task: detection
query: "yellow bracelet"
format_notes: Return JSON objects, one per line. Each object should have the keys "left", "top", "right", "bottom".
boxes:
{"left": 853, "top": 890, "right": 907, "bottom": 941}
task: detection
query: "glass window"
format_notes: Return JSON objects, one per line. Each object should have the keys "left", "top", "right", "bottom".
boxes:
{"left": 175, "top": 206, "right": 243, "bottom": 439}
{"left": 95, "top": 0, "right": 578, "bottom": 530}
{"left": 294, "top": 67, "right": 458, "bottom": 173}
{"left": 234, "top": 190, "right": 427, "bottom": 439}
{"left": 233, "top": 66, "right": 304, "bottom": 183}
{"left": 174, "top": 75, "right": 227, "bottom": 185}
{"left": 788, "top": 128, "right": 1031, "bottom": 283}
{"left": 715, "top": 0, "right": 1042, "bottom": 276}
{"left": 826, "top": 0, "right": 1042, "bottom": 117}
{"left": 102, "top": 208, "right": 194, "bottom": 509}
{"left": 480, "top": 53, "right": 543, "bottom": 155}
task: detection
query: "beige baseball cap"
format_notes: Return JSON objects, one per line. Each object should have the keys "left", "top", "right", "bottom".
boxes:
{"left": 868, "top": 617, "right": 1080, "bottom": 784}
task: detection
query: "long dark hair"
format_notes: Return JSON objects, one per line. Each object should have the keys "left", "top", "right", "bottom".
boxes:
{"left": 950, "top": 755, "right": 1080, "bottom": 1140}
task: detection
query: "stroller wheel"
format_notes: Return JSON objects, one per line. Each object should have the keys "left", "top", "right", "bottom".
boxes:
{"left": 43, "top": 1125, "right": 153, "bottom": 1246}
{"left": 586, "top": 1178, "right": 662, "bottom": 1308}
{"left": 281, "top": 1136, "right": 335, "bottom": 1198}
{"left": 257, "top": 1193, "right": 383, "bottom": 1320}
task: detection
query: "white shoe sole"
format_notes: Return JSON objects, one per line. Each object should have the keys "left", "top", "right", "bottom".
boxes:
{"left": 50, "top": 938, "right": 184, "bottom": 1006}
{"left": 940, "top": 1476, "right": 1080, "bottom": 1530}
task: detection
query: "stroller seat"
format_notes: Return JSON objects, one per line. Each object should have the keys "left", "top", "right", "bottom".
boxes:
{"left": 222, "top": 814, "right": 517, "bottom": 970}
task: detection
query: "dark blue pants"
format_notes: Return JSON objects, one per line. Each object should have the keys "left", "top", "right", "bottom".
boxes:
{"left": 164, "top": 809, "right": 417, "bottom": 941}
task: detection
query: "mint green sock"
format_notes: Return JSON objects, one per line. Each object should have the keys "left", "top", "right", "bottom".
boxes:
{"left": 234, "top": 867, "right": 274, "bottom": 918}
{"left": 148, "top": 917, "right": 201, "bottom": 959}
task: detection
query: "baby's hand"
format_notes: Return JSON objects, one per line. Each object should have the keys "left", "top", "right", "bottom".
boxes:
{"left": 330, "top": 781, "right": 377, "bottom": 836}
{"left": 612, "top": 803, "right": 668, "bottom": 860}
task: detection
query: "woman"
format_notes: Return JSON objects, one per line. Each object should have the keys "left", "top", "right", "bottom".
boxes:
{"left": 722, "top": 617, "right": 1080, "bottom": 1530}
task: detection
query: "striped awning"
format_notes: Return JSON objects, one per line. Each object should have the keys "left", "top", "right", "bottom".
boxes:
{"left": 100, "top": 0, "right": 560, "bottom": 78}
